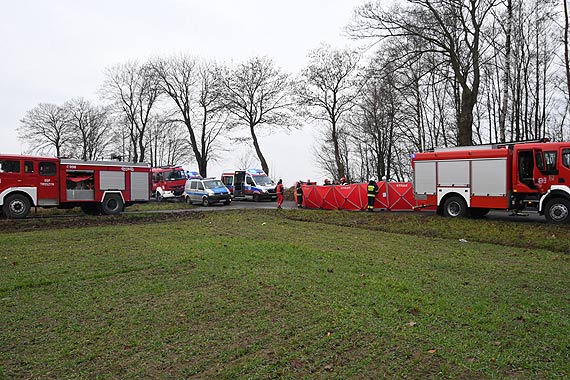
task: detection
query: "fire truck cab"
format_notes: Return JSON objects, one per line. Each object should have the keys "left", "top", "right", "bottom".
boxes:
{"left": 0, "top": 155, "right": 151, "bottom": 218}
{"left": 151, "top": 165, "right": 187, "bottom": 201}
{"left": 412, "top": 140, "right": 570, "bottom": 223}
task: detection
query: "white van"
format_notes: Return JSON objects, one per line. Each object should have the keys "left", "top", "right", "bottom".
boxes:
{"left": 220, "top": 169, "right": 277, "bottom": 201}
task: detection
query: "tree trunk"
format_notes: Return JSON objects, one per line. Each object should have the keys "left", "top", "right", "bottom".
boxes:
{"left": 139, "top": 141, "right": 146, "bottom": 163}
{"left": 130, "top": 129, "right": 138, "bottom": 163}
{"left": 331, "top": 121, "right": 345, "bottom": 180}
{"left": 250, "top": 124, "right": 269, "bottom": 175}
{"left": 185, "top": 121, "right": 207, "bottom": 178}
{"left": 198, "top": 159, "right": 208, "bottom": 178}
{"left": 458, "top": 87, "right": 475, "bottom": 146}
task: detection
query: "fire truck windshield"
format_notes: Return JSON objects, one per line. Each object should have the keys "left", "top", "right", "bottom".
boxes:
{"left": 164, "top": 170, "right": 185, "bottom": 181}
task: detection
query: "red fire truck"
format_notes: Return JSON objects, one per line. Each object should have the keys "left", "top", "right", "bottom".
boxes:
{"left": 412, "top": 140, "right": 570, "bottom": 223}
{"left": 0, "top": 155, "right": 151, "bottom": 219}
{"left": 151, "top": 165, "right": 188, "bottom": 201}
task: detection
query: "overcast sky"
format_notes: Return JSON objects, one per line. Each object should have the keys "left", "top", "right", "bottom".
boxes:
{"left": 0, "top": 0, "right": 368, "bottom": 185}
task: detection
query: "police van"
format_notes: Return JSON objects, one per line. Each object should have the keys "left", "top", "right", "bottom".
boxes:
{"left": 220, "top": 169, "right": 277, "bottom": 201}
{"left": 184, "top": 178, "right": 232, "bottom": 206}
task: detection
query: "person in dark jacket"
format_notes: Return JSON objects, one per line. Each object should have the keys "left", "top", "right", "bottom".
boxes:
{"left": 276, "top": 179, "right": 284, "bottom": 209}
{"left": 367, "top": 178, "right": 379, "bottom": 212}
{"left": 295, "top": 181, "right": 303, "bottom": 207}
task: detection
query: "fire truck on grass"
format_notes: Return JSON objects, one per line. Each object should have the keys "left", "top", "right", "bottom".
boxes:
{"left": 412, "top": 139, "right": 570, "bottom": 223}
{"left": 0, "top": 155, "right": 151, "bottom": 219}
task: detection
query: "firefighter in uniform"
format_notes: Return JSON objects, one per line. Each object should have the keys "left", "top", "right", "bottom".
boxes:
{"left": 367, "top": 178, "right": 379, "bottom": 212}
{"left": 295, "top": 181, "right": 303, "bottom": 208}
{"left": 276, "top": 179, "right": 284, "bottom": 209}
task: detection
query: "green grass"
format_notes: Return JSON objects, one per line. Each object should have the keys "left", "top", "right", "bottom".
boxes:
{"left": 1, "top": 210, "right": 569, "bottom": 379}
{"left": 282, "top": 209, "right": 570, "bottom": 254}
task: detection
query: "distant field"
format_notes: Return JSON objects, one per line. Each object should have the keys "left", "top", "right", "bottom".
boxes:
{"left": 1, "top": 210, "right": 569, "bottom": 379}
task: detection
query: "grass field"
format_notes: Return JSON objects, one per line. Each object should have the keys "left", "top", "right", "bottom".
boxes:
{"left": 1, "top": 210, "right": 569, "bottom": 379}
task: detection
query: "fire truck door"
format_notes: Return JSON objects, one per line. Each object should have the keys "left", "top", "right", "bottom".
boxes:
{"left": 560, "top": 148, "right": 570, "bottom": 185}
{"left": 537, "top": 149, "right": 560, "bottom": 189}
{"left": 516, "top": 150, "right": 538, "bottom": 191}
{"left": 37, "top": 161, "right": 59, "bottom": 205}
{"left": 18, "top": 160, "right": 39, "bottom": 191}
{"left": 0, "top": 158, "right": 22, "bottom": 190}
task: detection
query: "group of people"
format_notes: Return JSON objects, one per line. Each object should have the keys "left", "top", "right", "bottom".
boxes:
{"left": 322, "top": 177, "right": 349, "bottom": 186}
{"left": 275, "top": 177, "right": 380, "bottom": 212}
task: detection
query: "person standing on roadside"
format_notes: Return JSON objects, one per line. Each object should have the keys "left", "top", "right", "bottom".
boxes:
{"left": 295, "top": 180, "right": 304, "bottom": 208}
{"left": 276, "top": 179, "right": 284, "bottom": 209}
{"left": 367, "top": 178, "right": 379, "bottom": 212}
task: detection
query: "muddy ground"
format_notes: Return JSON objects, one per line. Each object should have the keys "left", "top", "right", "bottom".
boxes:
{"left": 0, "top": 211, "right": 208, "bottom": 234}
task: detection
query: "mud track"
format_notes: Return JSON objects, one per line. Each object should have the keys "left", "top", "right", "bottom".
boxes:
{"left": 0, "top": 211, "right": 207, "bottom": 234}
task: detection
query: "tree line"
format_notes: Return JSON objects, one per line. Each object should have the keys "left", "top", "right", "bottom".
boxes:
{"left": 18, "top": 0, "right": 570, "bottom": 182}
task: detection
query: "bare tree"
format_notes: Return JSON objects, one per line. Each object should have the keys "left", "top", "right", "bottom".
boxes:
{"left": 352, "top": 57, "right": 402, "bottom": 181}
{"left": 101, "top": 61, "right": 160, "bottom": 162}
{"left": 64, "top": 98, "right": 113, "bottom": 160}
{"left": 237, "top": 152, "right": 258, "bottom": 170}
{"left": 151, "top": 56, "right": 226, "bottom": 177}
{"left": 350, "top": 0, "right": 498, "bottom": 146}
{"left": 18, "top": 103, "right": 72, "bottom": 157}
{"left": 148, "top": 114, "right": 192, "bottom": 167}
{"left": 498, "top": 0, "right": 513, "bottom": 142}
{"left": 314, "top": 124, "right": 353, "bottom": 182}
{"left": 220, "top": 56, "right": 297, "bottom": 176}
{"left": 108, "top": 116, "right": 135, "bottom": 161}
{"left": 299, "top": 44, "right": 361, "bottom": 180}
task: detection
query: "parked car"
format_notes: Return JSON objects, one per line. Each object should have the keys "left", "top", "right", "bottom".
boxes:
{"left": 184, "top": 178, "right": 232, "bottom": 206}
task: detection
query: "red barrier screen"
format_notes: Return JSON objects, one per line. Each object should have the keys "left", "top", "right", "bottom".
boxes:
{"left": 301, "top": 182, "right": 418, "bottom": 211}
{"left": 387, "top": 182, "right": 416, "bottom": 211}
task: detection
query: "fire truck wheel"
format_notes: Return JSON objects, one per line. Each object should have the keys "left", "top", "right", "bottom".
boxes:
{"left": 202, "top": 197, "right": 210, "bottom": 207}
{"left": 3, "top": 194, "right": 31, "bottom": 219}
{"left": 156, "top": 191, "right": 164, "bottom": 202}
{"left": 101, "top": 194, "right": 124, "bottom": 215}
{"left": 544, "top": 198, "right": 570, "bottom": 224}
{"left": 443, "top": 196, "right": 467, "bottom": 218}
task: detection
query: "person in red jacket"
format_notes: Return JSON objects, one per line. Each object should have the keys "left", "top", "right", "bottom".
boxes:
{"left": 276, "top": 179, "right": 284, "bottom": 209}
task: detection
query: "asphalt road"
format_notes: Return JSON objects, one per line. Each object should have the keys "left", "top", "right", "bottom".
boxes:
{"left": 148, "top": 198, "right": 548, "bottom": 224}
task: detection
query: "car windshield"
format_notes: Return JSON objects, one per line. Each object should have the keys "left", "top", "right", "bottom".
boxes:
{"left": 165, "top": 170, "right": 185, "bottom": 180}
{"left": 204, "top": 180, "right": 226, "bottom": 189}
{"left": 253, "top": 175, "right": 273, "bottom": 186}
